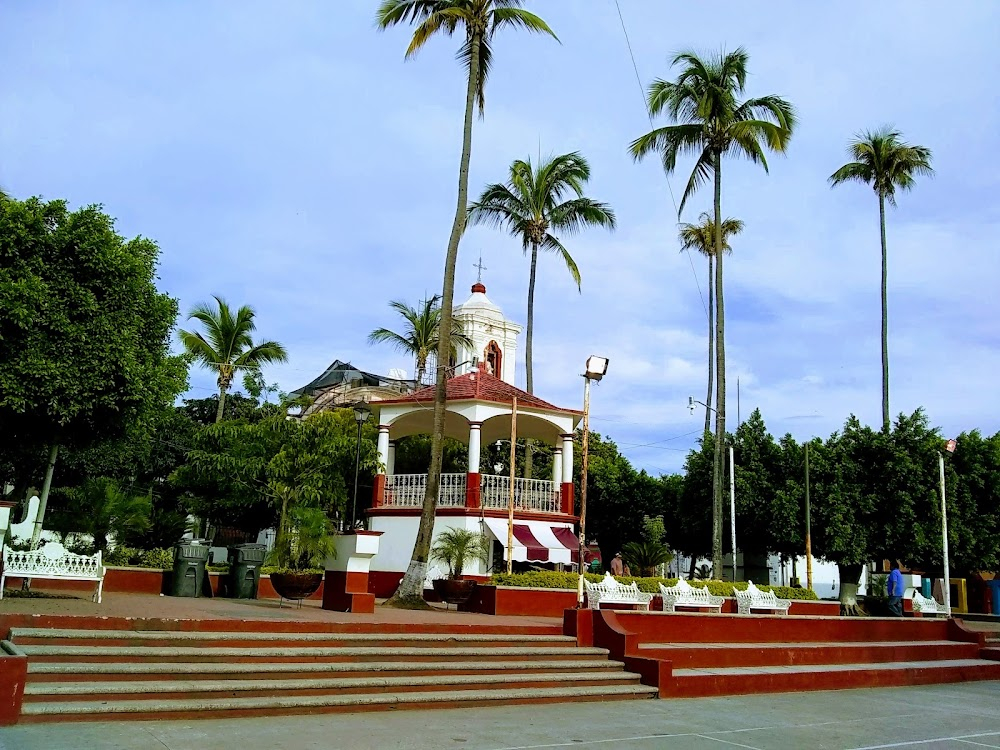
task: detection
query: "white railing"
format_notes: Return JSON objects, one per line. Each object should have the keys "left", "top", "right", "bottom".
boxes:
{"left": 481, "top": 475, "right": 560, "bottom": 514}
{"left": 382, "top": 473, "right": 466, "bottom": 508}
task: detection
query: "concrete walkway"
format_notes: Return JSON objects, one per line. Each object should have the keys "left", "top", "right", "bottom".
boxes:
{"left": 1, "top": 681, "right": 997, "bottom": 750}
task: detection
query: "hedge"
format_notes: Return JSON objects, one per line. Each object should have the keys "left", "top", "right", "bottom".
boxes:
{"left": 104, "top": 547, "right": 174, "bottom": 569}
{"left": 489, "top": 571, "right": 818, "bottom": 601}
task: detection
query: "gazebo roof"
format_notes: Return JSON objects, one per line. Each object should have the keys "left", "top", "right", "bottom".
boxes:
{"left": 377, "top": 369, "right": 579, "bottom": 415}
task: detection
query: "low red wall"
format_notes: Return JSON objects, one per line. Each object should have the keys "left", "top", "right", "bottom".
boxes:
{"left": 1, "top": 568, "right": 323, "bottom": 602}
{"left": 0, "top": 649, "right": 26, "bottom": 726}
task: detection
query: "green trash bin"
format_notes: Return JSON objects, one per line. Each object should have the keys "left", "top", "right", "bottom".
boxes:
{"left": 171, "top": 542, "right": 210, "bottom": 597}
{"left": 227, "top": 544, "right": 266, "bottom": 599}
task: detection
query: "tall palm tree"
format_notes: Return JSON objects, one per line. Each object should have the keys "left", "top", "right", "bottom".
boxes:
{"left": 368, "top": 296, "right": 473, "bottom": 384}
{"left": 829, "top": 127, "right": 933, "bottom": 433}
{"left": 469, "top": 151, "right": 615, "bottom": 438}
{"left": 179, "top": 296, "right": 288, "bottom": 423}
{"left": 678, "top": 213, "right": 744, "bottom": 436}
{"left": 376, "top": 0, "right": 556, "bottom": 603}
{"left": 629, "top": 48, "right": 795, "bottom": 575}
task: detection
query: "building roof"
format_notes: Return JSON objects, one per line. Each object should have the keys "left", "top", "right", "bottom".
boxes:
{"left": 292, "top": 359, "right": 414, "bottom": 397}
{"left": 453, "top": 282, "right": 504, "bottom": 320}
{"left": 377, "top": 369, "right": 580, "bottom": 414}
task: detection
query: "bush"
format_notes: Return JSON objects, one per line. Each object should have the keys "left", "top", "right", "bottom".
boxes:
{"left": 489, "top": 572, "right": 819, "bottom": 601}
{"left": 104, "top": 546, "right": 173, "bottom": 569}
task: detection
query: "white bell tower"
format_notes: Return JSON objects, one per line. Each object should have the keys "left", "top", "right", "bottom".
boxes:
{"left": 452, "top": 280, "right": 521, "bottom": 384}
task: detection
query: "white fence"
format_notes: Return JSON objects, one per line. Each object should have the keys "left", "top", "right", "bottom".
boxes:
{"left": 379, "top": 474, "right": 560, "bottom": 514}
{"left": 382, "top": 473, "right": 466, "bottom": 508}
{"left": 481, "top": 475, "right": 560, "bottom": 514}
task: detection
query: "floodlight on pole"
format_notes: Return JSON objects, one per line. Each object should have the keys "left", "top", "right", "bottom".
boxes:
{"left": 939, "top": 438, "right": 956, "bottom": 615}
{"left": 350, "top": 403, "right": 372, "bottom": 531}
{"left": 578, "top": 356, "right": 608, "bottom": 607}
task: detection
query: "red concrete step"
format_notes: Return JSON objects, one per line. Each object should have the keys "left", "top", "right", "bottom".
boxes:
{"left": 18, "top": 683, "right": 657, "bottom": 722}
{"left": 669, "top": 658, "right": 1000, "bottom": 698}
{"left": 25, "top": 658, "right": 624, "bottom": 683}
{"left": 639, "top": 640, "right": 979, "bottom": 669}
{"left": 982, "top": 647, "right": 1000, "bottom": 662}
{"left": 22, "top": 670, "right": 643, "bottom": 703}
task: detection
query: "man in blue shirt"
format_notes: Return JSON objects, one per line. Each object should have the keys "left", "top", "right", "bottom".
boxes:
{"left": 887, "top": 561, "right": 904, "bottom": 616}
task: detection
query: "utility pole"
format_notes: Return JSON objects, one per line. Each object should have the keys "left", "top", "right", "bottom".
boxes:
{"left": 507, "top": 397, "right": 517, "bottom": 575}
{"left": 805, "top": 442, "right": 813, "bottom": 591}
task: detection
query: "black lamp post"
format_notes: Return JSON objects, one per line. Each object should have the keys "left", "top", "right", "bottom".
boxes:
{"left": 350, "top": 403, "right": 371, "bottom": 531}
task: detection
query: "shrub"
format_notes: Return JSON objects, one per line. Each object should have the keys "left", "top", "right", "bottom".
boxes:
{"left": 104, "top": 546, "right": 173, "bottom": 569}
{"left": 489, "top": 572, "right": 819, "bottom": 601}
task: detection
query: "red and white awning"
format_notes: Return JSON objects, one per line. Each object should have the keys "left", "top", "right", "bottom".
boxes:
{"left": 482, "top": 518, "right": 577, "bottom": 565}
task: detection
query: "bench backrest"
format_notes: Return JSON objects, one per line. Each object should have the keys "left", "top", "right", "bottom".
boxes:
{"left": 912, "top": 591, "right": 939, "bottom": 611}
{"left": 2, "top": 541, "right": 102, "bottom": 577}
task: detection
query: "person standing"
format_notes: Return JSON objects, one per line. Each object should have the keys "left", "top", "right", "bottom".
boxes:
{"left": 610, "top": 553, "right": 624, "bottom": 577}
{"left": 888, "top": 561, "right": 904, "bottom": 617}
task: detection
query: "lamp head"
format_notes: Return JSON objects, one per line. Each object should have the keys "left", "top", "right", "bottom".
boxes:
{"left": 945, "top": 438, "right": 957, "bottom": 454}
{"left": 584, "top": 355, "right": 609, "bottom": 381}
{"left": 688, "top": 396, "right": 695, "bottom": 415}
{"left": 353, "top": 403, "right": 371, "bottom": 424}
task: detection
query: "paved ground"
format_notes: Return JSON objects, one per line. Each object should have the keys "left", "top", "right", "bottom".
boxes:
{"left": 1, "top": 681, "right": 997, "bottom": 750}
{"left": 0, "top": 592, "right": 558, "bottom": 628}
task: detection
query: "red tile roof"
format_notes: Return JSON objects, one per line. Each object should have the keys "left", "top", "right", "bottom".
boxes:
{"left": 378, "top": 370, "right": 579, "bottom": 414}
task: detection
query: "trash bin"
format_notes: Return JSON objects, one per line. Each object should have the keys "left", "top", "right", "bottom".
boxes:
{"left": 921, "top": 578, "right": 932, "bottom": 599}
{"left": 988, "top": 579, "right": 1000, "bottom": 616}
{"left": 170, "top": 542, "right": 210, "bottom": 597}
{"left": 227, "top": 544, "right": 266, "bottom": 599}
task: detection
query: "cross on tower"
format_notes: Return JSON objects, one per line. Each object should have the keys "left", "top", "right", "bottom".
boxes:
{"left": 474, "top": 253, "right": 487, "bottom": 283}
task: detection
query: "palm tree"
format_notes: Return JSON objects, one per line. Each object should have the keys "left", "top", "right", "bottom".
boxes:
{"left": 179, "top": 296, "right": 288, "bottom": 423}
{"left": 829, "top": 127, "right": 933, "bottom": 432}
{"left": 629, "top": 48, "right": 795, "bottom": 576}
{"left": 376, "top": 0, "right": 556, "bottom": 603}
{"left": 469, "top": 152, "right": 616, "bottom": 395}
{"left": 678, "top": 213, "right": 744, "bottom": 436}
{"left": 368, "top": 296, "right": 473, "bottom": 384}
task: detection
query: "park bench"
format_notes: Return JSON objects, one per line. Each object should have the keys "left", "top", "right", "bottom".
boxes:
{"left": 734, "top": 580, "right": 792, "bottom": 615}
{"left": 0, "top": 541, "right": 104, "bottom": 603}
{"left": 659, "top": 578, "right": 725, "bottom": 613}
{"left": 585, "top": 572, "right": 653, "bottom": 611}
{"left": 911, "top": 590, "right": 944, "bottom": 616}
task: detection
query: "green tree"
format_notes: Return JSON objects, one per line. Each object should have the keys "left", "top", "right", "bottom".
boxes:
{"left": 376, "top": 0, "right": 557, "bottom": 603}
{"left": 946, "top": 431, "right": 1000, "bottom": 574}
{"left": 674, "top": 434, "right": 715, "bottom": 576}
{"left": 630, "top": 48, "right": 795, "bottom": 576}
{"left": 179, "top": 296, "right": 287, "bottom": 424}
{"left": 678, "top": 213, "right": 743, "bottom": 436}
{"left": 829, "top": 127, "right": 933, "bottom": 432}
{"left": 0, "top": 195, "right": 187, "bottom": 546}
{"left": 49, "top": 477, "right": 151, "bottom": 553}
{"left": 367, "top": 296, "right": 472, "bottom": 384}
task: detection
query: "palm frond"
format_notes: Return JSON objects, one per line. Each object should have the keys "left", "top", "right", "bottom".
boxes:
{"left": 541, "top": 234, "right": 581, "bottom": 291}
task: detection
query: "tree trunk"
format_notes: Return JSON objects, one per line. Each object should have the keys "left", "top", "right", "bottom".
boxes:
{"left": 838, "top": 562, "right": 863, "bottom": 616}
{"left": 710, "top": 158, "right": 726, "bottom": 577}
{"left": 705, "top": 254, "right": 714, "bottom": 437}
{"left": 688, "top": 554, "right": 696, "bottom": 580}
{"left": 388, "top": 32, "right": 482, "bottom": 605}
{"left": 215, "top": 385, "right": 228, "bottom": 424}
{"left": 879, "top": 193, "right": 890, "bottom": 433}
{"left": 29, "top": 444, "right": 60, "bottom": 550}
{"left": 523, "top": 240, "right": 539, "bottom": 479}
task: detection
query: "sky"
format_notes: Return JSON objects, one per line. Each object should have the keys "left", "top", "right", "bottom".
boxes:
{"left": 3, "top": 1, "right": 999, "bottom": 475}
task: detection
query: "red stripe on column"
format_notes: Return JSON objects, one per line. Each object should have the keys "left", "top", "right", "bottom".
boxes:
{"left": 552, "top": 527, "right": 580, "bottom": 564}
{"left": 512, "top": 525, "right": 549, "bottom": 562}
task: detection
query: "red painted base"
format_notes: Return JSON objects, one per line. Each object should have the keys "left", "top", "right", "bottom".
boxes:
{"left": 0, "top": 651, "right": 26, "bottom": 726}
{"left": 323, "top": 571, "right": 375, "bottom": 614}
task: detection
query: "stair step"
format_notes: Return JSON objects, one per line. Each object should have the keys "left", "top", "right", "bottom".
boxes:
{"left": 19, "top": 683, "right": 657, "bottom": 721}
{"left": 670, "top": 658, "right": 1000, "bottom": 697}
{"left": 18, "top": 644, "right": 607, "bottom": 663}
{"left": 640, "top": 640, "right": 978, "bottom": 668}
{"left": 26, "top": 659, "right": 624, "bottom": 681}
{"left": 24, "top": 670, "right": 638, "bottom": 701}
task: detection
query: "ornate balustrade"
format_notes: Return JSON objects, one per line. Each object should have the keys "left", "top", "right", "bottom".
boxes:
{"left": 378, "top": 473, "right": 560, "bottom": 514}
{"left": 381, "top": 473, "right": 466, "bottom": 508}
{"left": 480, "top": 475, "right": 560, "bottom": 514}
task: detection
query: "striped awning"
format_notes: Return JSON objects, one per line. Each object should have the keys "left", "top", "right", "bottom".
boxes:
{"left": 482, "top": 518, "right": 576, "bottom": 565}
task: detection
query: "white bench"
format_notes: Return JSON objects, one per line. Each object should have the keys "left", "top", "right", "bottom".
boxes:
{"left": 659, "top": 578, "right": 724, "bottom": 613}
{"left": 1, "top": 541, "right": 105, "bottom": 603}
{"left": 911, "top": 591, "right": 944, "bottom": 616}
{"left": 585, "top": 572, "right": 653, "bottom": 611}
{"left": 734, "top": 580, "right": 791, "bottom": 615}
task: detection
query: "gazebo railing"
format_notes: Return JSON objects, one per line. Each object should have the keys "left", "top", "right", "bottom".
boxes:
{"left": 480, "top": 475, "right": 560, "bottom": 514}
{"left": 382, "top": 473, "right": 466, "bottom": 508}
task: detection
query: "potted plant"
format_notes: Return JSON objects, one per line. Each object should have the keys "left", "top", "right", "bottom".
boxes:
{"left": 268, "top": 501, "right": 337, "bottom": 602}
{"left": 430, "top": 528, "right": 489, "bottom": 605}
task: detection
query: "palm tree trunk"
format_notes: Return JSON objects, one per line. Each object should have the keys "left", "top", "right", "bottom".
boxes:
{"left": 389, "top": 32, "right": 482, "bottom": 604}
{"left": 711, "top": 157, "right": 726, "bottom": 577}
{"left": 879, "top": 193, "right": 890, "bottom": 433}
{"left": 705, "top": 254, "right": 714, "bottom": 437}
{"left": 215, "top": 386, "right": 228, "bottom": 424}
{"left": 523, "top": 240, "right": 539, "bottom": 479}
{"left": 29, "top": 444, "right": 60, "bottom": 550}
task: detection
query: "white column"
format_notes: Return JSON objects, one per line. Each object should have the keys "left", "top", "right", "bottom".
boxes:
{"left": 468, "top": 422, "right": 482, "bottom": 473}
{"left": 561, "top": 434, "right": 574, "bottom": 484}
{"left": 387, "top": 442, "right": 396, "bottom": 476}
{"left": 552, "top": 447, "right": 563, "bottom": 484}
{"left": 377, "top": 426, "right": 390, "bottom": 472}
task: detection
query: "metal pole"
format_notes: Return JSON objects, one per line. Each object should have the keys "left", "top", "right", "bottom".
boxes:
{"left": 729, "top": 444, "right": 737, "bottom": 581}
{"left": 805, "top": 443, "right": 813, "bottom": 591}
{"left": 507, "top": 397, "right": 517, "bottom": 575}
{"left": 577, "top": 377, "right": 591, "bottom": 608}
{"left": 939, "top": 451, "right": 951, "bottom": 615}
{"left": 350, "top": 420, "right": 363, "bottom": 531}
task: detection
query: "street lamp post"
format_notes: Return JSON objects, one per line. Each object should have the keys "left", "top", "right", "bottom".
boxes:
{"left": 939, "top": 438, "right": 956, "bottom": 615}
{"left": 350, "top": 404, "right": 372, "bottom": 531}
{"left": 689, "top": 397, "right": 737, "bottom": 581}
{"left": 578, "top": 355, "right": 609, "bottom": 608}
